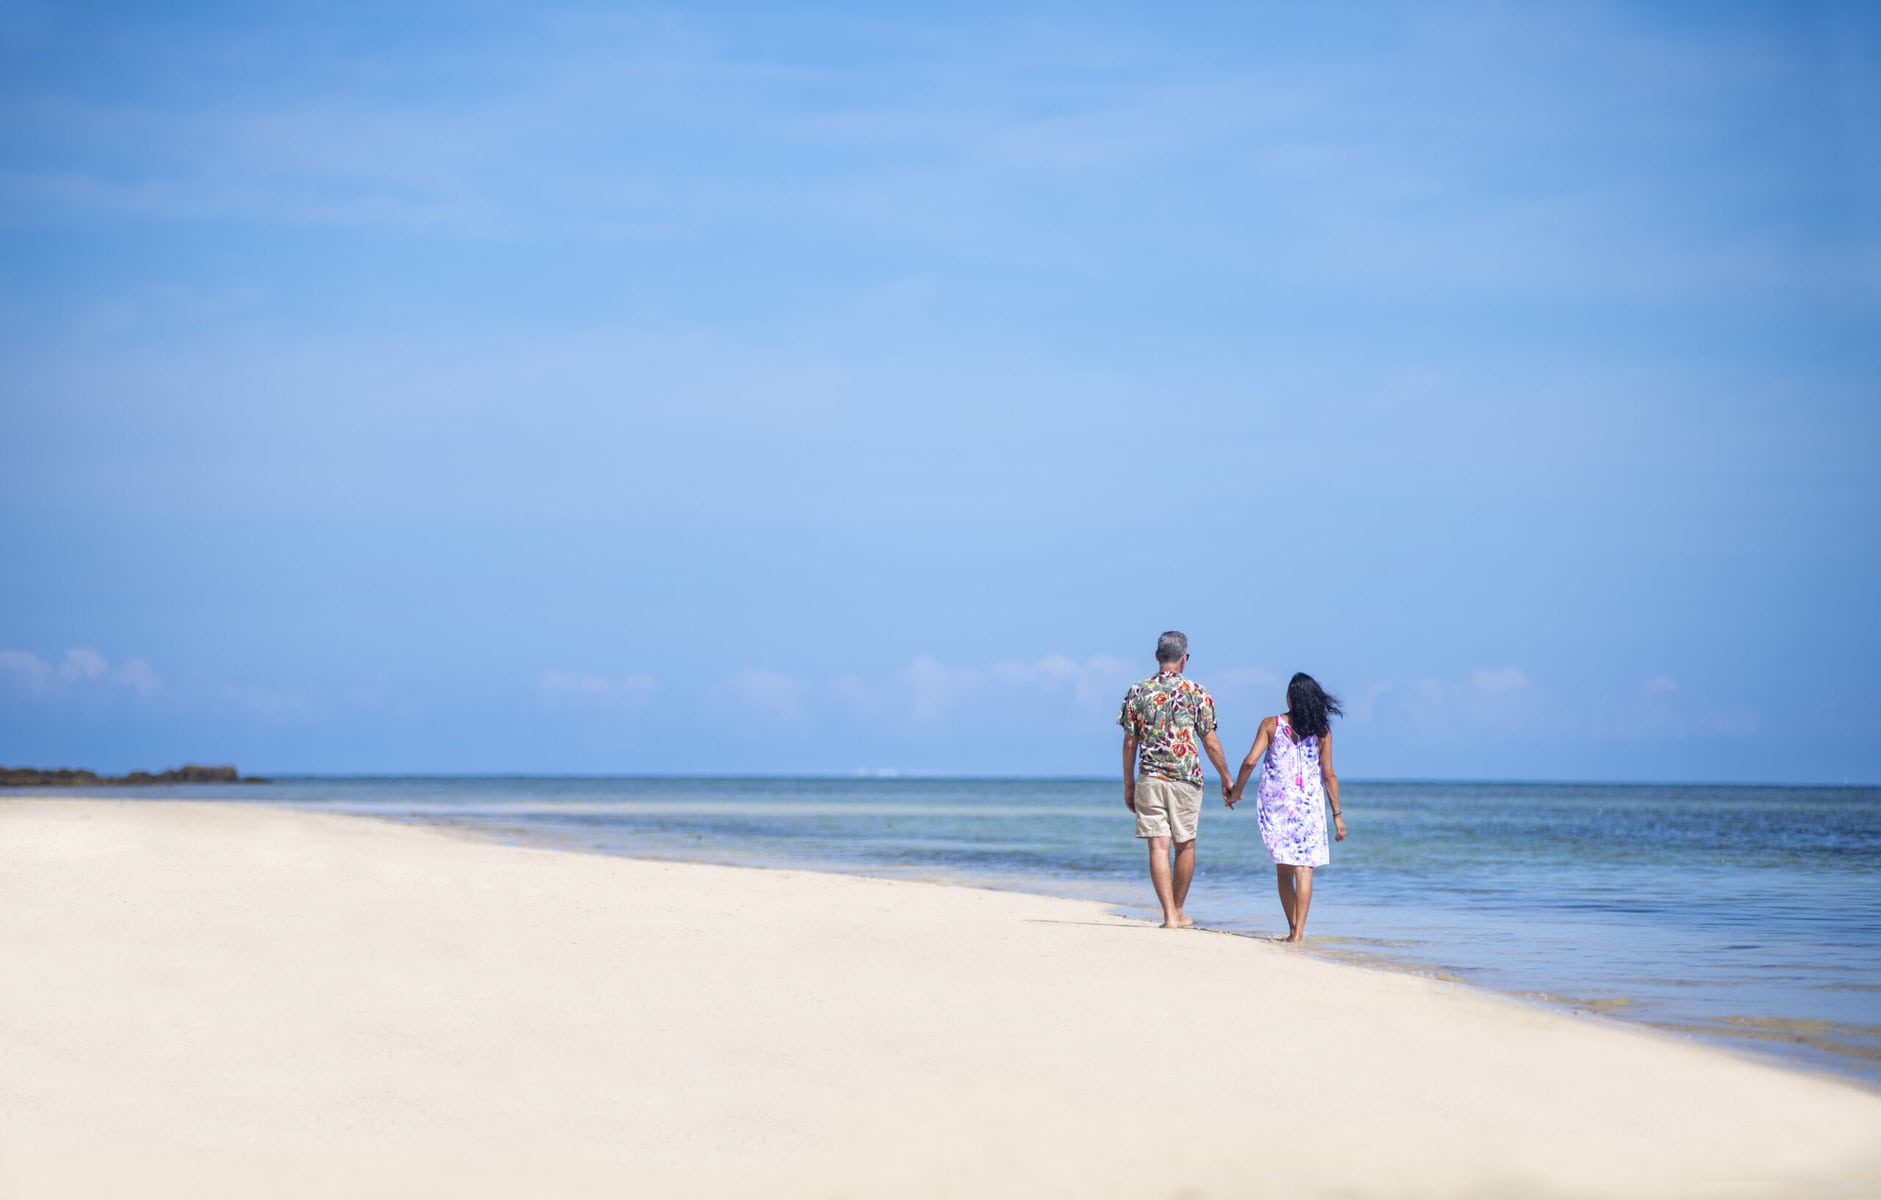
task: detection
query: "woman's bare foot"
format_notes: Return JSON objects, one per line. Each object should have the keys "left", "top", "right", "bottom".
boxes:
{"left": 1283, "top": 930, "right": 1305, "bottom": 943}
{"left": 1177, "top": 914, "right": 1196, "bottom": 928}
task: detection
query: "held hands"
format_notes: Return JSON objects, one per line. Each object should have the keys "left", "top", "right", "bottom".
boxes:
{"left": 1222, "top": 780, "right": 1240, "bottom": 809}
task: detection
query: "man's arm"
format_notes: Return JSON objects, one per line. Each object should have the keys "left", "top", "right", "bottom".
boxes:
{"left": 1202, "top": 730, "right": 1233, "bottom": 801}
{"left": 1122, "top": 732, "right": 1138, "bottom": 812}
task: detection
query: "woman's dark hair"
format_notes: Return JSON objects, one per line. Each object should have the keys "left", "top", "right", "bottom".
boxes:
{"left": 1286, "top": 672, "right": 1343, "bottom": 739}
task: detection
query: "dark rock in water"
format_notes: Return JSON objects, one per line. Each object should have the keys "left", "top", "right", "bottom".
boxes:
{"left": 0, "top": 767, "right": 101, "bottom": 787}
{"left": 0, "top": 764, "right": 268, "bottom": 787}
{"left": 167, "top": 764, "right": 242, "bottom": 784}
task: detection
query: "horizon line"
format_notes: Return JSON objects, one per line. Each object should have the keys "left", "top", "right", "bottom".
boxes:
{"left": 89, "top": 771, "right": 1881, "bottom": 790}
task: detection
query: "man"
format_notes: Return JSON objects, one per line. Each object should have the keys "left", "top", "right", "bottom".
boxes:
{"left": 1117, "top": 630, "right": 1233, "bottom": 929}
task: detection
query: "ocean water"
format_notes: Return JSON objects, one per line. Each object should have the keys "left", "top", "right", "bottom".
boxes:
{"left": 44, "top": 777, "right": 1881, "bottom": 1085}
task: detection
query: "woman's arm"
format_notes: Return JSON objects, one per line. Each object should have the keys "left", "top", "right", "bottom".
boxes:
{"left": 1320, "top": 730, "right": 1345, "bottom": 842}
{"left": 1226, "top": 716, "right": 1276, "bottom": 807}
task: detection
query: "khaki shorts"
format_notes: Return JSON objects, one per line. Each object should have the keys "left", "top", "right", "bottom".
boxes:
{"left": 1134, "top": 776, "right": 1202, "bottom": 842}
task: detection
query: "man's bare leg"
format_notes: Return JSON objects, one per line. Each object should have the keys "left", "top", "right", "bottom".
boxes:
{"left": 1171, "top": 839, "right": 1196, "bottom": 927}
{"left": 1146, "top": 836, "right": 1182, "bottom": 928}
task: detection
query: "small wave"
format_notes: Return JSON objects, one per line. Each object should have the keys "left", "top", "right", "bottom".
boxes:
{"left": 1514, "top": 991, "right": 1634, "bottom": 1014}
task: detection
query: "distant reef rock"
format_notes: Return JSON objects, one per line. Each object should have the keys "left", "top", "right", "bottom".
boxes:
{"left": 0, "top": 764, "right": 269, "bottom": 787}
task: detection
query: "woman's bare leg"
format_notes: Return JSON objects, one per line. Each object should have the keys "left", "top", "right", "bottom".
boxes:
{"left": 1274, "top": 865, "right": 1295, "bottom": 935}
{"left": 1285, "top": 866, "right": 1315, "bottom": 942}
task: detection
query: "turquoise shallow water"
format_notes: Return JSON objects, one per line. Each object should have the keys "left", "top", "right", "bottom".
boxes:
{"left": 38, "top": 777, "right": 1881, "bottom": 1084}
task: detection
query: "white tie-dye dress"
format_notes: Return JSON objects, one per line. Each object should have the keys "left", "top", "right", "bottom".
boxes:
{"left": 1255, "top": 715, "right": 1330, "bottom": 867}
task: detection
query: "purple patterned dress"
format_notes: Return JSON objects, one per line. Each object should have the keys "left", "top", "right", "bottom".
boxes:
{"left": 1255, "top": 715, "right": 1330, "bottom": 867}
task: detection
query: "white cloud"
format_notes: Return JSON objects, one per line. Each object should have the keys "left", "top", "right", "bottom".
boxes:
{"left": 718, "top": 668, "right": 811, "bottom": 727}
{"left": 693, "top": 655, "right": 1286, "bottom": 740}
{"left": 0, "top": 647, "right": 163, "bottom": 700}
{"left": 7, "top": 0, "right": 1828, "bottom": 314}
{"left": 57, "top": 647, "right": 109, "bottom": 683}
{"left": 535, "top": 654, "right": 1149, "bottom": 739}
{"left": 0, "top": 649, "right": 52, "bottom": 695}
{"left": 1628, "top": 675, "right": 1758, "bottom": 739}
{"left": 1364, "top": 667, "right": 1559, "bottom": 739}
{"left": 342, "top": 679, "right": 424, "bottom": 718}
{"left": 111, "top": 658, "right": 163, "bottom": 698}
{"left": 541, "top": 662, "right": 820, "bottom": 729}
{"left": 831, "top": 653, "right": 1138, "bottom": 732}
{"left": 532, "top": 656, "right": 1767, "bottom": 755}
{"left": 1356, "top": 667, "right": 1762, "bottom": 743}
{"left": 1470, "top": 667, "right": 1534, "bottom": 695}
{"left": 1206, "top": 666, "right": 1288, "bottom": 719}
{"left": 219, "top": 683, "right": 313, "bottom": 720}
{"left": 536, "top": 669, "right": 656, "bottom": 710}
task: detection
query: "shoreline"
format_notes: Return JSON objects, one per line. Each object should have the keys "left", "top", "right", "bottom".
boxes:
{"left": 5, "top": 796, "right": 1879, "bottom": 1197}
{"left": 17, "top": 781, "right": 1878, "bottom": 1087}
{"left": 388, "top": 804, "right": 1881, "bottom": 1090}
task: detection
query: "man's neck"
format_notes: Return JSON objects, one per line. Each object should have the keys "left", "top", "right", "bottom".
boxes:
{"left": 1155, "top": 664, "right": 1183, "bottom": 677}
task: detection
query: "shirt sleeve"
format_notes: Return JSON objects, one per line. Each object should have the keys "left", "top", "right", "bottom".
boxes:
{"left": 1117, "top": 688, "right": 1136, "bottom": 733}
{"left": 1194, "top": 688, "right": 1217, "bottom": 736}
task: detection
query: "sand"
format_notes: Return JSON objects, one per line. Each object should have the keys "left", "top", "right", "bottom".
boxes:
{"left": 2, "top": 798, "right": 1877, "bottom": 1199}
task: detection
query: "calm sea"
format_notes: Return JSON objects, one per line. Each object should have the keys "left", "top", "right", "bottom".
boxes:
{"left": 49, "top": 777, "right": 1881, "bottom": 1085}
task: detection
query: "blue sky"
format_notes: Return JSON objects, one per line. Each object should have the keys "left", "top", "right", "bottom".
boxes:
{"left": 2, "top": 2, "right": 1877, "bottom": 781}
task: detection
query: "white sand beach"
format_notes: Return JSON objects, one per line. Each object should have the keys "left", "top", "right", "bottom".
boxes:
{"left": 2, "top": 798, "right": 1877, "bottom": 1199}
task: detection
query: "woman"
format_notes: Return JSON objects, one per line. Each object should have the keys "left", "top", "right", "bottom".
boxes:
{"left": 1227, "top": 673, "right": 1345, "bottom": 942}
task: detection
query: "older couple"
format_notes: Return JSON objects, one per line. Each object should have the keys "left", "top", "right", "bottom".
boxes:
{"left": 1118, "top": 630, "right": 1345, "bottom": 939}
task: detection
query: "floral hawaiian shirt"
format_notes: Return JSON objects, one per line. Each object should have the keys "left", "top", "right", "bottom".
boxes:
{"left": 1117, "top": 671, "right": 1217, "bottom": 786}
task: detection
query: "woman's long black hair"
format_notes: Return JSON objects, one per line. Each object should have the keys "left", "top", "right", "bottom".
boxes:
{"left": 1286, "top": 672, "right": 1343, "bottom": 739}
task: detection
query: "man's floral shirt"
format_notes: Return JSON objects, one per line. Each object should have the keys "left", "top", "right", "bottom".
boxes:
{"left": 1117, "top": 671, "right": 1217, "bottom": 786}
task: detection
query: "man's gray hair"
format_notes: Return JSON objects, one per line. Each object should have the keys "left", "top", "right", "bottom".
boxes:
{"left": 1155, "top": 630, "right": 1189, "bottom": 664}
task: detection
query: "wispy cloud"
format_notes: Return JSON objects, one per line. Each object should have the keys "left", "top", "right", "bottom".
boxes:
{"left": 1357, "top": 667, "right": 1565, "bottom": 741}
{"left": 0, "top": 648, "right": 50, "bottom": 693}
{"left": 0, "top": 647, "right": 163, "bottom": 700}
{"left": 536, "top": 668, "right": 656, "bottom": 710}
{"left": 1353, "top": 667, "right": 1761, "bottom": 743}
{"left": 1622, "top": 675, "right": 1759, "bottom": 740}
{"left": 875, "top": 653, "right": 1132, "bottom": 728}
{"left": 109, "top": 657, "right": 162, "bottom": 698}
{"left": 528, "top": 655, "right": 1766, "bottom": 753}
{"left": 0, "top": 647, "right": 343, "bottom": 720}
{"left": 8, "top": 0, "right": 1863, "bottom": 309}
{"left": 57, "top": 646, "right": 106, "bottom": 683}
{"left": 533, "top": 653, "right": 1147, "bottom": 738}
{"left": 217, "top": 682, "right": 314, "bottom": 720}
{"left": 717, "top": 668, "right": 811, "bottom": 727}
{"left": 827, "top": 653, "right": 1136, "bottom": 732}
